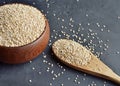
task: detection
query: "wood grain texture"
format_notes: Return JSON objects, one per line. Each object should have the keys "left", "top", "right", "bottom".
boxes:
{"left": 0, "top": 20, "right": 50, "bottom": 64}
{"left": 52, "top": 45, "right": 120, "bottom": 85}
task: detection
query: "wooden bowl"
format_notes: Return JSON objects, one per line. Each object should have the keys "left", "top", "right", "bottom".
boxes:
{"left": 0, "top": 20, "right": 50, "bottom": 64}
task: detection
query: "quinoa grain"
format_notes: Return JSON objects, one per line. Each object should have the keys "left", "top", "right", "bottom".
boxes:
{"left": 52, "top": 39, "right": 92, "bottom": 66}
{"left": 0, "top": 4, "right": 45, "bottom": 47}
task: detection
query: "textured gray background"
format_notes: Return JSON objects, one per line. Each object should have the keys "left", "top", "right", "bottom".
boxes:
{"left": 0, "top": 0, "right": 120, "bottom": 86}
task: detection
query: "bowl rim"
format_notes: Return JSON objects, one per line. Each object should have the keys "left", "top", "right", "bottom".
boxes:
{"left": 0, "top": 20, "right": 48, "bottom": 48}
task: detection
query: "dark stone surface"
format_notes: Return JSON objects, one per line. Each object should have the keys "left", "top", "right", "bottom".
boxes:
{"left": 0, "top": 0, "right": 120, "bottom": 86}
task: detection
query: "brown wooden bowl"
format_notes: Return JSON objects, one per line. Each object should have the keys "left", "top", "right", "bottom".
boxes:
{"left": 0, "top": 20, "right": 50, "bottom": 64}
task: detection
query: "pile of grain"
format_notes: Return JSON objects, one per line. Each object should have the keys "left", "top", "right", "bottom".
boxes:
{"left": 0, "top": 4, "right": 45, "bottom": 47}
{"left": 52, "top": 39, "right": 92, "bottom": 66}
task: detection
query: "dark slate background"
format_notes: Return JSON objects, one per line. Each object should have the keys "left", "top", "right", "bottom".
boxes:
{"left": 0, "top": 0, "right": 120, "bottom": 86}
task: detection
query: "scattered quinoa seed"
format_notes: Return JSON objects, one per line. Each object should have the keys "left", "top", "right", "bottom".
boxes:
{"left": 118, "top": 16, "right": 120, "bottom": 19}
{"left": 86, "top": 14, "right": 88, "bottom": 17}
{"left": 38, "top": 72, "right": 42, "bottom": 75}
{"left": 116, "top": 51, "right": 120, "bottom": 54}
{"left": 32, "top": 67, "right": 35, "bottom": 70}
{"left": 29, "top": 79, "right": 32, "bottom": 83}
{"left": 61, "top": 84, "right": 64, "bottom": 86}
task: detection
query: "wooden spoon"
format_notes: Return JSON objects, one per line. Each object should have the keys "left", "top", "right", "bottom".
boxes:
{"left": 52, "top": 39, "right": 120, "bottom": 85}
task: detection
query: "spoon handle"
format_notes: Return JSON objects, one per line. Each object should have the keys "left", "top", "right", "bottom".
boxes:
{"left": 109, "top": 72, "right": 120, "bottom": 85}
